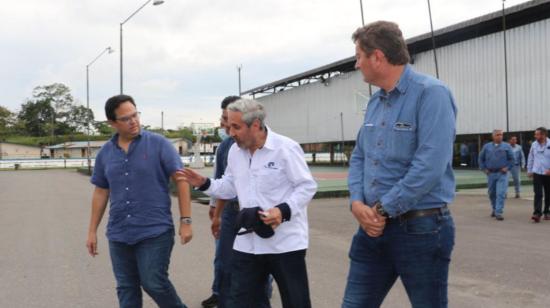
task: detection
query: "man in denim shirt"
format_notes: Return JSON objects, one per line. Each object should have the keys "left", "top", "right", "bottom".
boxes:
{"left": 86, "top": 94, "right": 192, "bottom": 308}
{"left": 343, "top": 21, "right": 457, "bottom": 308}
{"left": 479, "top": 129, "right": 514, "bottom": 220}
{"left": 509, "top": 135, "right": 526, "bottom": 198}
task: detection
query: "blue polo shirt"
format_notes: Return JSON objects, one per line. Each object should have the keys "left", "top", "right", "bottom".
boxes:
{"left": 348, "top": 64, "right": 457, "bottom": 217}
{"left": 91, "top": 130, "right": 183, "bottom": 244}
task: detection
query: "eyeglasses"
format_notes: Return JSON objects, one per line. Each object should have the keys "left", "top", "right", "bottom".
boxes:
{"left": 116, "top": 112, "right": 140, "bottom": 123}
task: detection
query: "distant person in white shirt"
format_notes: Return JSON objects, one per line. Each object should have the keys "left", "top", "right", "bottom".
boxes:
{"left": 176, "top": 98, "right": 317, "bottom": 308}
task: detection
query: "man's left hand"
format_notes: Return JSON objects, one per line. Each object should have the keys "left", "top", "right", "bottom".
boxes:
{"left": 501, "top": 167, "right": 508, "bottom": 173}
{"left": 179, "top": 224, "right": 193, "bottom": 245}
{"left": 260, "top": 208, "right": 283, "bottom": 229}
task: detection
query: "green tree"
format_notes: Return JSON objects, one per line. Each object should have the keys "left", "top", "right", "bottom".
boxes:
{"left": 94, "top": 121, "right": 114, "bottom": 135}
{"left": 0, "top": 105, "right": 15, "bottom": 135}
{"left": 17, "top": 100, "right": 55, "bottom": 136}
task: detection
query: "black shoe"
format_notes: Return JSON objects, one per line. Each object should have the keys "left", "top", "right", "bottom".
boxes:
{"left": 495, "top": 215, "right": 504, "bottom": 221}
{"left": 532, "top": 215, "right": 541, "bottom": 223}
{"left": 515, "top": 193, "right": 520, "bottom": 198}
{"left": 491, "top": 212, "right": 496, "bottom": 217}
{"left": 201, "top": 294, "right": 218, "bottom": 308}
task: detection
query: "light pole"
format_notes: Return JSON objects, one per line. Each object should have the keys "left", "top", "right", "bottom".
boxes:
{"left": 502, "top": 0, "right": 510, "bottom": 132}
{"left": 237, "top": 65, "right": 242, "bottom": 95}
{"left": 358, "top": 0, "right": 372, "bottom": 97}
{"left": 86, "top": 46, "right": 114, "bottom": 174}
{"left": 119, "top": 0, "right": 165, "bottom": 94}
{"left": 427, "top": 0, "right": 440, "bottom": 78}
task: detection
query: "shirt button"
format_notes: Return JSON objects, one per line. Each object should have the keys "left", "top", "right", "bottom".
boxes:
{"left": 127, "top": 214, "right": 131, "bottom": 218}
{"left": 126, "top": 201, "right": 130, "bottom": 204}
{"left": 381, "top": 122, "right": 386, "bottom": 127}
{"left": 374, "top": 161, "right": 379, "bottom": 166}
{"left": 377, "top": 141, "right": 382, "bottom": 146}
{"left": 125, "top": 187, "right": 129, "bottom": 191}
{"left": 125, "top": 172, "right": 128, "bottom": 176}
{"left": 125, "top": 159, "right": 128, "bottom": 162}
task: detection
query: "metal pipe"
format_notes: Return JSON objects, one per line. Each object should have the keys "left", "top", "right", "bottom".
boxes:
{"left": 427, "top": 0, "right": 440, "bottom": 78}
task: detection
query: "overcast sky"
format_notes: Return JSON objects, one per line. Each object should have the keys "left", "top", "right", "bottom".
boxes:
{"left": 0, "top": 0, "right": 530, "bottom": 129}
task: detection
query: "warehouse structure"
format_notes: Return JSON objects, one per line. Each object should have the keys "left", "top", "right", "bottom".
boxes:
{"left": 244, "top": 0, "right": 550, "bottom": 165}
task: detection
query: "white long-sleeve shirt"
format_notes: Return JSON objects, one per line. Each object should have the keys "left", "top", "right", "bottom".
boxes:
{"left": 527, "top": 138, "right": 550, "bottom": 175}
{"left": 204, "top": 129, "right": 317, "bottom": 254}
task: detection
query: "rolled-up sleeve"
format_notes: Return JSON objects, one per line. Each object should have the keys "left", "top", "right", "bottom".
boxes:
{"left": 91, "top": 148, "right": 109, "bottom": 189}
{"left": 380, "top": 85, "right": 456, "bottom": 217}
{"left": 160, "top": 138, "right": 183, "bottom": 176}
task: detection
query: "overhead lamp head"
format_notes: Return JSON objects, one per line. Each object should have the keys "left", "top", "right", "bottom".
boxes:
{"left": 153, "top": 0, "right": 165, "bottom": 5}
{"left": 107, "top": 47, "right": 115, "bottom": 54}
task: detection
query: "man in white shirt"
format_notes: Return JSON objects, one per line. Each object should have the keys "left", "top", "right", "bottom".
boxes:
{"left": 176, "top": 98, "right": 317, "bottom": 308}
{"left": 527, "top": 127, "right": 550, "bottom": 222}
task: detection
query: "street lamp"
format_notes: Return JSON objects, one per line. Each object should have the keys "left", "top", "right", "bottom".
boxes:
{"left": 502, "top": 0, "right": 510, "bottom": 132}
{"left": 86, "top": 46, "right": 114, "bottom": 174}
{"left": 119, "top": 0, "right": 165, "bottom": 94}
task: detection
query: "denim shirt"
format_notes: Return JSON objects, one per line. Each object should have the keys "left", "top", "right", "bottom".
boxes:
{"left": 478, "top": 142, "right": 514, "bottom": 171}
{"left": 91, "top": 130, "right": 183, "bottom": 244}
{"left": 348, "top": 64, "right": 457, "bottom": 217}
{"left": 214, "top": 136, "right": 238, "bottom": 202}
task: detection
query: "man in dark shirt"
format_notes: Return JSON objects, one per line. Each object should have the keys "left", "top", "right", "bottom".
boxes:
{"left": 86, "top": 94, "right": 192, "bottom": 308}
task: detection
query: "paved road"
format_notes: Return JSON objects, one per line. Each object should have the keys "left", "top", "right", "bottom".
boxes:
{"left": 1, "top": 170, "right": 549, "bottom": 307}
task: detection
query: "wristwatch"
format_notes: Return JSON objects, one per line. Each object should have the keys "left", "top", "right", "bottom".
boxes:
{"left": 180, "top": 217, "right": 192, "bottom": 225}
{"left": 373, "top": 202, "right": 389, "bottom": 218}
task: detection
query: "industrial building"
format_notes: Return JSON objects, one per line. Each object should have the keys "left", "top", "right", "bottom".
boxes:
{"left": 243, "top": 0, "right": 550, "bottom": 165}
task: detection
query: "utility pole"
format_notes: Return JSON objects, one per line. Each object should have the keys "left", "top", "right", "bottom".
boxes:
{"left": 427, "top": 0, "right": 440, "bottom": 78}
{"left": 237, "top": 64, "right": 242, "bottom": 95}
{"left": 502, "top": 0, "right": 510, "bottom": 132}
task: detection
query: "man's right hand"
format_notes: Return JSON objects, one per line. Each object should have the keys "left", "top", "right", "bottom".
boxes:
{"left": 211, "top": 217, "right": 221, "bottom": 239}
{"left": 174, "top": 169, "right": 207, "bottom": 188}
{"left": 86, "top": 232, "right": 98, "bottom": 257}
{"left": 208, "top": 207, "right": 215, "bottom": 221}
{"left": 351, "top": 201, "right": 386, "bottom": 237}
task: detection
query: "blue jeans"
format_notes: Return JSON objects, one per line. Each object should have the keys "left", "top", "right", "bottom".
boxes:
{"left": 509, "top": 165, "right": 521, "bottom": 194}
{"left": 109, "top": 230, "right": 186, "bottom": 308}
{"left": 488, "top": 172, "right": 509, "bottom": 215}
{"left": 342, "top": 208, "right": 455, "bottom": 308}
{"left": 211, "top": 238, "right": 221, "bottom": 295}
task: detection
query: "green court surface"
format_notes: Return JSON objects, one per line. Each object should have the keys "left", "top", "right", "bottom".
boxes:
{"left": 191, "top": 166, "right": 524, "bottom": 193}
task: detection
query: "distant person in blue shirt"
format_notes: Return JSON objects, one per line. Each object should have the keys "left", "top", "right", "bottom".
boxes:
{"left": 508, "top": 135, "right": 526, "bottom": 198}
{"left": 344, "top": 21, "right": 457, "bottom": 308}
{"left": 527, "top": 127, "right": 550, "bottom": 222}
{"left": 478, "top": 129, "right": 514, "bottom": 220}
{"left": 86, "top": 94, "right": 192, "bottom": 308}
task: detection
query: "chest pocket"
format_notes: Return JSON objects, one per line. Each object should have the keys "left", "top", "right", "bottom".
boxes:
{"left": 256, "top": 166, "right": 286, "bottom": 195}
{"left": 386, "top": 123, "right": 417, "bottom": 162}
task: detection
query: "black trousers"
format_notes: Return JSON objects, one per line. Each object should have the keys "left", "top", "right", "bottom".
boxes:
{"left": 227, "top": 249, "right": 311, "bottom": 308}
{"left": 533, "top": 173, "right": 550, "bottom": 215}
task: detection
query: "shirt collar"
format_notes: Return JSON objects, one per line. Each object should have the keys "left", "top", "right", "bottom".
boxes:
{"left": 262, "top": 126, "right": 276, "bottom": 150}
{"left": 110, "top": 129, "right": 144, "bottom": 146}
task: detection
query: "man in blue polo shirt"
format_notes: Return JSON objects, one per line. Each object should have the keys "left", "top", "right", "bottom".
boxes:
{"left": 479, "top": 129, "right": 514, "bottom": 221}
{"left": 86, "top": 94, "right": 192, "bottom": 308}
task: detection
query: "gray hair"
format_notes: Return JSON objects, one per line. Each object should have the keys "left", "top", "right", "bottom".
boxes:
{"left": 492, "top": 129, "right": 503, "bottom": 136}
{"left": 227, "top": 98, "right": 266, "bottom": 129}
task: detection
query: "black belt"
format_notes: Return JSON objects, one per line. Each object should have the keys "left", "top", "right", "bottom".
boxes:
{"left": 225, "top": 201, "right": 239, "bottom": 211}
{"left": 389, "top": 205, "right": 448, "bottom": 223}
{"left": 488, "top": 168, "right": 503, "bottom": 173}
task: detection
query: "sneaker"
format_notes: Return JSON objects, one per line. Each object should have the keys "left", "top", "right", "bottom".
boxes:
{"left": 491, "top": 212, "right": 496, "bottom": 218}
{"left": 201, "top": 294, "right": 218, "bottom": 308}
{"left": 515, "top": 193, "right": 520, "bottom": 198}
{"left": 532, "top": 215, "right": 541, "bottom": 223}
{"left": 495, "top": 215, "right": 504, "bottom": 221}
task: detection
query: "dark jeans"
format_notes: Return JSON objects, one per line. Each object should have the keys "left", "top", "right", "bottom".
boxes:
{"left": 228, "top": 249, "right": 311, "bottom": 308}
{"left": 533, "top": 173, "right": 550, "bottom": 216}
{"left": 109, "top": 230, "right": 186, "bottom": 308}
{"left": 216, "top": 202, "right": 271, "bottom": 308}
{"left": 342, "top": 208, "right": 455, "bottom": 308}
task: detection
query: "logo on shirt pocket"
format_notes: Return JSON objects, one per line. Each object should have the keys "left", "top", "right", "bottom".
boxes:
{"left": 264, "top": 162, "right": 279, "bottom": 170}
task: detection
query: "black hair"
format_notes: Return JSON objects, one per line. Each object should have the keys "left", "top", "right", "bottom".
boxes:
{"left": 105, "top": 94, "right": 136, "bottom": 121}
{"left": 221, "top": 96, "right": 241, "bottom": 109}
{"left": 536, "top": 127, "right": 548, "bottom": 136}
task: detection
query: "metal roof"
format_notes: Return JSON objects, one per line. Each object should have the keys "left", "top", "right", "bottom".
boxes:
{"left": 243, "top": 0, "right": 550, "bottom": 97}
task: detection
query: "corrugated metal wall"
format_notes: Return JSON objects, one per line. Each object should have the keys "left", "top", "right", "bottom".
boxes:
{"left": 258, "top": 18, "right": 550, "bottom": 143}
